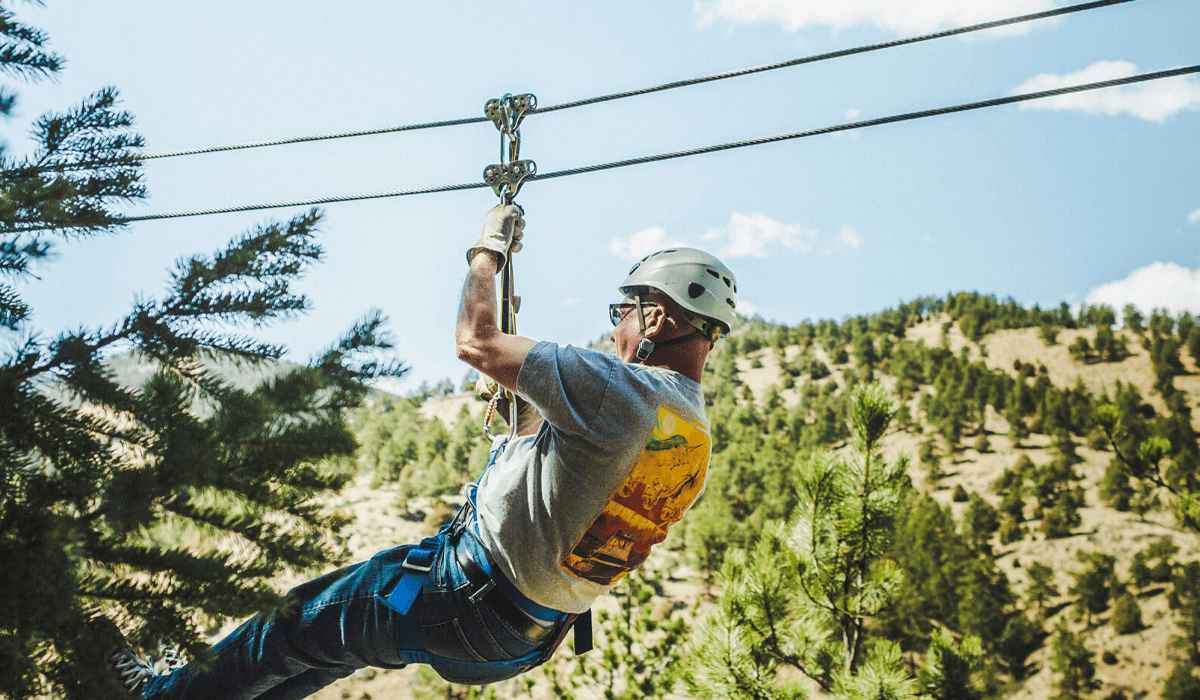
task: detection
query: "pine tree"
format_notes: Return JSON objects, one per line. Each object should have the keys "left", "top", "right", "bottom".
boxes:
{"left": 1169, "top": 561, "right": 1200, "bottom": 664}
{"left": 1024, "top": 561, "right": 1060, "bottom": 619}
{"left": 1162, "top": 663, "right": 1200, "bottom": 700}
{"left": 1110, "top": 592, "right": 1143, "bottom": 635}
{"left": 1069, "top": 551, "right": 1116, "bottom": 627}
{"left": 1049, "top": 622, "right": 1100, "bottom": 700}
{"left": 683, "top": 384, "right": 927, "bottom": 700}
{"left": 0, "top": 8, "right": 403, "bottom": 698}
{"left": 558, "top": 567, "right": 690, "bottom": 700}
{"left": 962, "top": 493, "right": 1000, "bottom": 553}
{"left": 917, "top": 629, "right": 984, "bottom": 700}
{"left": 1096, "top": 405, "right": 1200, "bottom": 533}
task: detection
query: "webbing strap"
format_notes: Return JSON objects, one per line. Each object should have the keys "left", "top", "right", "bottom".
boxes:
{"left": 385, "top": 535, "right": 442, "bottom": 615}
{"left": 573, "top": 610, "right": 593, "bottom": 655}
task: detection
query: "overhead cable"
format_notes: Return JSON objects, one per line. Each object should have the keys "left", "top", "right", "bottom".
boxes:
{"left": 133, "top": 0, "right": 1137, "bottom": 162}
{"left": 532, "top": 0, "right": 1139, "bottom": 115}
{"left": 108, "top": 63, "right": 1197, "bottom": 224}
{"left": 531, "top": 65, "right": 1200, "bottom": 184}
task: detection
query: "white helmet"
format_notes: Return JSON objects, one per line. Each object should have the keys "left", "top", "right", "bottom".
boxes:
{"left": 619, "top": 247, "right": 738, "bottom": 342}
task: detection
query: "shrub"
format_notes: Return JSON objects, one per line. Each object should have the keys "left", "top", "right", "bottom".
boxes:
{"left": 1163, "top": 663, "right": 1200, "bottom": 700}
{"left": 1111, "top": 593, "right": 1143, "bottom": 635}
{"left": 974, "top": 433, "right": 991, "bottom": 454}
{"left": 953, "top": 484, "right": 969, "bottom": 502}
{"left": 1101, "top": 650, "right": 1118, "bottom": 665}
{"left": 999, "top": 516, "right": 1023, "bottom": 545}
{"left": 1086, "top": 428, "right": 1109, "bottom": 451}
{"left": 1041, "top": 495, "right": 1079, "bottom": 539}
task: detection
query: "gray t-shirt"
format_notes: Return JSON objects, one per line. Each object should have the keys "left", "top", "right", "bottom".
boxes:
{"left": 473, "top": 341, "right": 711, "bottom": 614}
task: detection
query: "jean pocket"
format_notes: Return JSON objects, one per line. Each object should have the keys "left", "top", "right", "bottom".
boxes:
{"left": 420, "top": 617, "right": 490, "bottom": 663}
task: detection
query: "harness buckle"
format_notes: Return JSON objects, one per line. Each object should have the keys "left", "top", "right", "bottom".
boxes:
{"left": 468, "top": 579, "right": 496, "bottom": 605}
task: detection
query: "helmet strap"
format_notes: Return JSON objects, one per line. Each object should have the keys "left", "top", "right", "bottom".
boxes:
{"left": 634, "top": 294, "right": 655, "bottom": 363}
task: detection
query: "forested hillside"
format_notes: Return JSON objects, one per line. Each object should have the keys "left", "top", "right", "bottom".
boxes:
{"left": 331, "top": 292, "right": 1200, "bottom": 700}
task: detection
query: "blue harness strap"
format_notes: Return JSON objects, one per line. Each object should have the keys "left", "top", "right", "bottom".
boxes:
{"left": 386, "top": 435, "right": 593, "bottom": 662}
{"left": 384, "top": 535, "right": 442, "bottom": 615}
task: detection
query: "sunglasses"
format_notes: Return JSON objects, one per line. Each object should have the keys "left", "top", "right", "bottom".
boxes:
{"left": 608, "top": 302, "right": 658, "bottom": 327}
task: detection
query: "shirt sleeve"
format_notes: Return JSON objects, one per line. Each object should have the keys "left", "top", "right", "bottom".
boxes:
{"left": 516, "top": 342, "right": 619, "bottom": 439}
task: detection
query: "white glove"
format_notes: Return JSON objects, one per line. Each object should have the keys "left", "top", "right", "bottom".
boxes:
{"left": 467, "top": 204, "right": 525, "bottom": 269}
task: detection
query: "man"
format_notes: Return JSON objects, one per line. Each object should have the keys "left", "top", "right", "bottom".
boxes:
{"left": 108, "top": 204, "right": 737, "bottom": 699}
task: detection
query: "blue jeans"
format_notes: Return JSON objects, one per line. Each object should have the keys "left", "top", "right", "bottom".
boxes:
{"left": 141, "top": 531, "right": 556, "bottom": 700}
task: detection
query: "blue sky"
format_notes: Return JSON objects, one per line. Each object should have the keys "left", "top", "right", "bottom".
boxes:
{"left": 5, "top": 0, "right": 1198, "bottom": 391}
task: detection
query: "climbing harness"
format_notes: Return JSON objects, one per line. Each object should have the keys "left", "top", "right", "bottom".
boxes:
{"left": 383, "top": 438, "right": 593, "bottom": 663}
{"left": 482, "top": 94, "right": 537, "bottom": 440}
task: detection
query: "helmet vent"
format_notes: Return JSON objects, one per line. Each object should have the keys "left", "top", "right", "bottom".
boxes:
{"left": 688, "top": 282, "right": 705, "bottom": 299}
{"left": 727, "top": 298, "right": 735, "bottom": 309}
{"left": 706, "top": 269, "right": 720, "bottom": 279}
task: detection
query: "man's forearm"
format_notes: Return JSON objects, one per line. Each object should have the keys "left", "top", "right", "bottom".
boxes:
{"left": 455, "top": 229, "right": 535, "bottom": 391}
{"left": 456, "top": 251, "right": 505, "bottom": 376}
{"left": 458, "top": 252, "right": 501, "bottom": 341}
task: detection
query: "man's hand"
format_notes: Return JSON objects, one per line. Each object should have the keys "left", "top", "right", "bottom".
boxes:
{"left": 467, "top": 204, "right": 525, "bottom": 270}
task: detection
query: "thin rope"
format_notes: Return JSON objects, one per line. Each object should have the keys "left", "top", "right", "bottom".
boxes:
{"left": 15, "top": 62, "right": 1189, "bottom": 227}
{"left": 532, "top": 0, "right": 1140, "bottom": 115}
{"left": 129, "top": 0, "right": 1136, "bottom": 161}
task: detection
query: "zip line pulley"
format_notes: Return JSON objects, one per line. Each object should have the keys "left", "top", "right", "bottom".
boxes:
{"left": 483, "top": 93, "right": 536, "bottom": 440}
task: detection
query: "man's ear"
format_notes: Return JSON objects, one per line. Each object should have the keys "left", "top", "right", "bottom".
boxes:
{"left": 643, "top": 304, "right": 669, "bottom": 338}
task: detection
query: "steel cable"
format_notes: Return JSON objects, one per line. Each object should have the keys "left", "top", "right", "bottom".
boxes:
{"left": 530, "top": 65, "right": 1200, "bottom": 183}
{"left": 88, "top": 63, "right": 1195, "bottom": 225}
{"left": 127, "top": 0, "right": 1137, "bottom": 162}
{"left": 532, "top": 0, "right": 1139, "bottom": 115}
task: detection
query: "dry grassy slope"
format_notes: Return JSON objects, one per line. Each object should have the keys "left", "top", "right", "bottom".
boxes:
{"left": 735, "top": 316, "right": 1200, "bottom": 699}
{"left": 418, "top": 392, "right": 484, "bottom": 425}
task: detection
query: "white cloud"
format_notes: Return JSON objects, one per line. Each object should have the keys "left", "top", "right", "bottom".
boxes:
{"left": 836, "top": 226, "right": 861, "bottom": 250}
{"left": 561, "top": 296, "right": 584, "bottom": 307}
{"left": 702, "top": 212, "right": 818, "bottom": 259}
{"left": 1015, "top": 61, "right": 1200, "bottom": 123}
{"left": 1189, "top": 208, "right": 1200, "bottom": 225}
{"left": 1085, "top": 261, "right": 1200, "bottom": 318}
{"left": 694, "top": 0, "right": 1054, "bottom": 35}
{"left": 609, "top": 226, "right": 688, "bottom": 261}
{"left": 845, "top": 108, "right": 862, "bottom": 120}
{"left": 820, "top": 226, "right": 862, "bottom": 256}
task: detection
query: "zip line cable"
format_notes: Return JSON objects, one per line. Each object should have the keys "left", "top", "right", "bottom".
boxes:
{"left": 129, "top": 0, "right": 1136, "bottom": 162}
{"left": 110, "top": 63, "right": 1199, "bottom": 224}
{"left": 530, "top": 65, "right": 1200, "bottom": 184}
{"left": 532, "top": 0, "right": 1139, "bottom": 115}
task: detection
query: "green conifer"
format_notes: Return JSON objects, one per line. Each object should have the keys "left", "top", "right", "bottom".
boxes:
{"left": 1049, "top": 622, "right": 1100, "bottom": 700}
{"left": 683, "top": 384, "right": 918, "bottom": 700}
{"left": 0, "top": 9, "right": 403, "bottom": 697}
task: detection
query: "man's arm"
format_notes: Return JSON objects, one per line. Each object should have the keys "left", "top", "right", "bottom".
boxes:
{"left": 455, "top": 247, "right": 536, "bottom": 393}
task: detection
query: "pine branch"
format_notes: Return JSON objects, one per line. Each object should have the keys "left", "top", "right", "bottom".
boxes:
{"left": 0, "top": 7, "right": 62, "bottom": 81}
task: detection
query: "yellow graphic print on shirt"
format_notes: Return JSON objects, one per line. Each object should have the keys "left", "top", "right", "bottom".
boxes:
{"left": 562, "top": 406, "right": 711, "bottom": 586}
